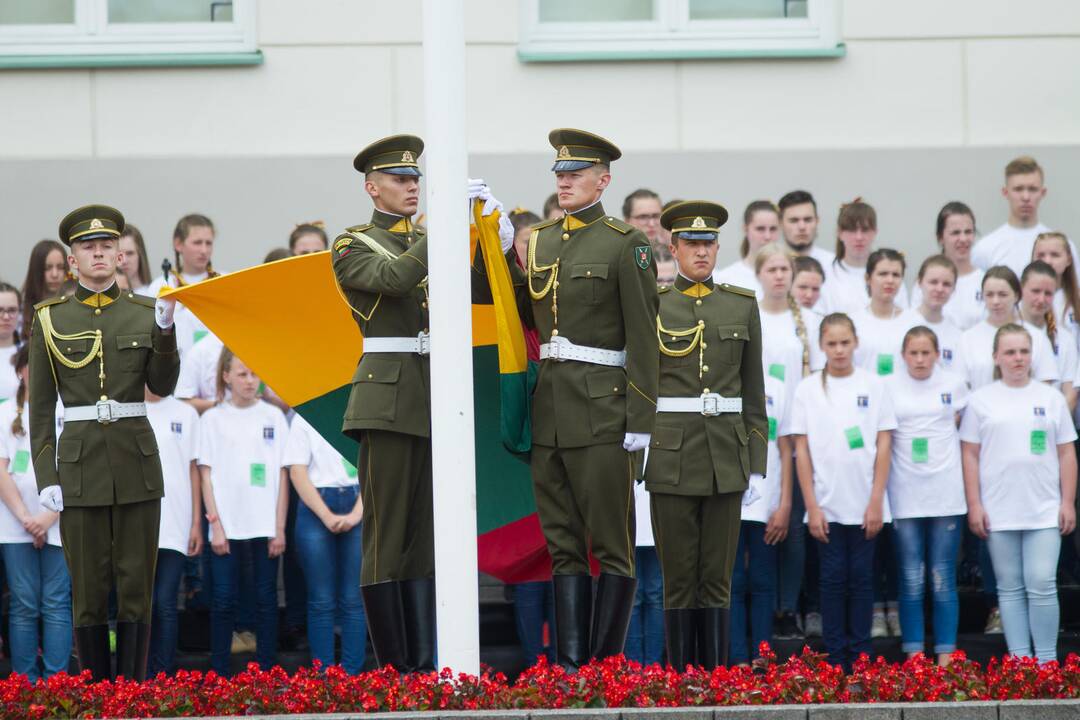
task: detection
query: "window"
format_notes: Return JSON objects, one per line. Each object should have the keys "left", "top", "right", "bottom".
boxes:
{"left": 0, "top": 0, "right": 255, "bottom": 60}
{"left": 518, "top": 0, "right": 841, "bottom": 62}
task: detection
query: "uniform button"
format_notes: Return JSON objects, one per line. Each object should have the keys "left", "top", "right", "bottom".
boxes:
{"left": 421, "top": 301, "right": 428, "bottom": 309}
{"left": 131, "top": 341, "right": 138, "bottom": 347}
{"left": 128, "top": 293, "right": 134, "bottom": 298}
{"left": 704, "top": 388, "right": 710, "bottom": 393}
{"left": 94, "top": 308, "right": 101, "bottom": 315}
{"left": 702, "top": 365, "right": 709, "bottom": 372}
{"left": 562, "top": 233, "right": 570, "bottom": 241}
{"left": 613, "top": 387, "right": 619, "bottom": 392}
{"left": 586, "top": 271, "right": 592, "bottom": 277}
{"left": 367, "top": 373, "right": 373, "bottom": 379}
{"left": 733, "top": 332, "right": 739, "bottom": 337}
{"left": 66, "top": 347, "right": 71, "bottom": 352}
{"left": 701, "top": 342, "right": 708, "bottom": 349}
{"left": 695, "top": 299, "right": 702, "bottom": 306}
{"left": 551, "top": 329, "right": 559, "bottom": 336}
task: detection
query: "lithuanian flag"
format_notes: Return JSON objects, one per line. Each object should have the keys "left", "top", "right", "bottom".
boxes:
{"left": 162, "top": 204, "right": 551, "bottom": 583}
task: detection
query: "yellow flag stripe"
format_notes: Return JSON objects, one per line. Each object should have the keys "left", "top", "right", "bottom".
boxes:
{"left": 473, "top": 204, "right": 528, "bottom": 374}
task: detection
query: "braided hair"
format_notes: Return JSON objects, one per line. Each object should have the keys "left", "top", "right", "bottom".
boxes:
{"left": 10, "top": 345, "right": 29, "bottom": 438}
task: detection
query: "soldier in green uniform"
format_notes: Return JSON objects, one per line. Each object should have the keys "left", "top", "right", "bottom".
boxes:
{"left": 520, "top": 129, "right": 660, "bottom": 669}
{"left": 645, "top": 201, "right": 767, "bottom": 670}
{"left": 29, "top": 205, "right": 180, "bottom": 681}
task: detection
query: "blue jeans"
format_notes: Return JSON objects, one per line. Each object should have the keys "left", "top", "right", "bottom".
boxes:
{"left": 295, "top": 486, "right": 366, "bottom": 674}
{"left": 513, "top": 581, "right": 554, "bottom": 665}
{"left": 149, "top": 549, "right": 186, "bottom": 676}
{"left": 817, "top": 524, "right": 876, "bottom": 669}
{"left": 730, "top": 521, "right": 777, "bottom": 663}
{"left": 210, "top": 537, "right": 279, "bottom": 675}
{"left": 625, "top": 546, "right": 664, "bottom": 665}
{"left": 892, "top": 516, "right": 962, "bottom": 654}
{"left": 987, "top": 528, "right": 1061, "bottom": 663}
{"left": 1, "top": 543, "right": 71, "bottom": 681}
{"left": 778, "top": 479, "right": 806, "bottom": 614}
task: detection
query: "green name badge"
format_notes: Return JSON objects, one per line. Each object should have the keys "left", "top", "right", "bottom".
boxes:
{"left": 768, "top": 363, "right": 785, "bottom": 381}
{"left": 844, "top": 426, "right": 865, "bottom": 450}
{"left": 342, "top": 457, "right": 358, "bottom": 479}
{"left": 1031, "top": 430, "right": 1047, "bottom": 455}
{"left": 877, "top": 353, "right": 894, "bottom": 376}
{"left": 250, "top": 463, "right": 266, "bottom": 487}
{"left": 193, "top": 329, "right": 208, "bottom": 345}
{"left": 11, "top": 449, "right": 29, "bottom": 474}
{"left": 912, "top": 437, "right": 929, "bottom": 464}
{"left": 768, "top": 416, "right": 777, "bottom": 441}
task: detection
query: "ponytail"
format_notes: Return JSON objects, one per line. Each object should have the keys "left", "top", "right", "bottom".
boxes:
{"left": 9, "top": 345, "right": 29, "bottom": 438}
{"left": 788, "top": 294, "right": 811, "bottom": 378}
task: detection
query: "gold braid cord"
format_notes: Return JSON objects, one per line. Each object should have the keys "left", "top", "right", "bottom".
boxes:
{"left": 37, "top": 306, "right": 105, "bottom": 391}
{"left": 527, "top": 228, "right": 561, "bottom": 331}
{"left": 332, "top": 231, "right": 428, "bottom": 322}
{"left": 657, "top": 316, "right": 706, "bottom": 379}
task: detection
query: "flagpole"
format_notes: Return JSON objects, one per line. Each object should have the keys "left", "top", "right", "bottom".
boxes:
{"left": 422, "top": 0, "right": 480, "bottom": 675}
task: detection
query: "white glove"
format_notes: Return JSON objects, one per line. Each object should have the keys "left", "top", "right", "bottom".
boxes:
{"left": 155, "top": 297, "right": 176, "bottom": 329}
{"left": 467, "top": 177, "right": 487, "bottom": 201}
{"left": 39, "top": 485, "right": 63, "bottom": 513}
{"left": 623, "top": 432, "right": 651, "bottom": 453}
{"left": 498, "top": 214, "right": 515, "bottom": 253}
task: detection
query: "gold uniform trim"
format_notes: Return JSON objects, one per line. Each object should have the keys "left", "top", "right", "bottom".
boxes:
{"left": 68, "top": 227, "right": 120, "bottom": 242}
{"left": 370, "top": 161, "right": 420, "bottom": 171}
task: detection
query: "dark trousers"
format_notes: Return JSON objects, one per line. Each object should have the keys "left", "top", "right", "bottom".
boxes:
{"left": 730, "top": 520, "right": 777, "bottom": 663}
{"left": 818, "top": 523, "right": 876, "bottom": 669}
{"left": 148, "top": 548, "right": 185, "bottom": 676}
{"left": 209, "top": 538, "right": 278, "bottom": 675}
{"left": 651, "top": 491, "right": 741, "bottom": 609}
{"left": 512, "top": 581, "right": 555, "bottom": 666}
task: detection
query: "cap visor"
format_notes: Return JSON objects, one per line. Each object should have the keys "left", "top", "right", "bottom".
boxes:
{"left": 675, "top": 232, "right": 718, "bottom": 241}
{"left": 552, "top": 160, "right": 594, "bottom": 172}
{"left": 381, "top": 166, "right": 422, "bottom": 177}
{"left": 70, "top": 231, "right": 119, "bottom": 245}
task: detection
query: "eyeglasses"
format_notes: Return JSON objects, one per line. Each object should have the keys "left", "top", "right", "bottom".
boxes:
{"left": 0, "top": 307, "right": 19, "bottom": 318}
{"left": 630, "top": 213, "right": 661, "bottom": 223}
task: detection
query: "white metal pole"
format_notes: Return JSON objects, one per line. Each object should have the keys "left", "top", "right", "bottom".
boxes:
{"left": 422, "top": 0, "right": 480, "bottom": 675}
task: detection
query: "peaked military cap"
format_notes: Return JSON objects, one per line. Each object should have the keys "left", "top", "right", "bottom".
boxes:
{"left": 549, "top": 128, "right": 622, "bottom": 172}
{"left": 660, "top": 201, "right": 728, "bottom": 242}
{"left": 353, "top": 134, "right": 425, "bottom": 176}
{"left": 58, "top": 204, "right": 125, "bottom": 247}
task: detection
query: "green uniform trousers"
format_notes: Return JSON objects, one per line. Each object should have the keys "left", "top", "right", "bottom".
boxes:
{"left": 531, "top": 442, "right": 636, "bottom": 578}
{"left": 358, "top": 429, "right": 434, "bottom": 586}
{"left": 59, "top": 499, "right": 160, "bottom": 627}
{"left": 650, "top": 490, "right": 741, "bottom": 609}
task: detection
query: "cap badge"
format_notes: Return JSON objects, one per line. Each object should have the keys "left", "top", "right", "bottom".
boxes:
{"left": 401, "top": 150, "right": 415, "bottom": 163}
{"left": 558, "top": 145, "right": 570, "bottom": 159}
{"left": 89, "top": 219, "right": 104, "bottom": 230}
{"left": 691, "top": 216, "right": 706, "bottom": 229}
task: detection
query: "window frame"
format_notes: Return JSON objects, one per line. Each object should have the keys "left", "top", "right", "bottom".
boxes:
{"left": 518, "top": 0, "right": 843, "bottom": 62}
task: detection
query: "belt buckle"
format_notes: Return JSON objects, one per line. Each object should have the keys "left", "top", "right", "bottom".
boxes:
{"left": 548, "top": 335, "right": 566, "bottom": 361}
{"left": 418, "top": 331, "right": 430, "bottom": 356}
{"left": 95, "top": 399, "right": 114, "bottom": 425}
{"left": 701, "top": 394, "right": 720, "bottom": 417}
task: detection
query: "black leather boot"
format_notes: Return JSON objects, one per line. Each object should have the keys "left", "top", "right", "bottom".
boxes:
{"left": 552, "top": 574, "right": 592, "bottom": 670}
{"left": 664, "top": 609, "right": 698, "bottom": 671}
{"left": 698, "top": 607, "right": 730, "bottom": 670}
{"left": 589, "top": 573, "right": 637, "bottom": 661}
{"left": 401, "top": 577, "right": 436, "bottom": 673}
{"left": 74, "top": 624, "right": 112, "bottom": 681}
{"left": 115, "top": 622, "right": 152, "bottom": 681}
{"left": 361, "top": 581, "right": 409, "bottom": 671}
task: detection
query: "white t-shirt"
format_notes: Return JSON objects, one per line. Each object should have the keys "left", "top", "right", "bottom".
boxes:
{"left": 790, "top": 368, "right": 897, "bottom": 525}
{"left": 0, "top": 346, "right": 17, "bottom": 406}
{"left": 970, "top": 222, "right": 1072, "bottom": 279}
{"left": 821, "top": 259, "right": 910, "bottom": 316}
{"left": 713, "top": 260, "right": 762, "bottom": 298}
{"left": 0, "top": 403, "right": 61, "bottom": 546}
{"left": 885, "top": 369, "right": 969, "bottom": 520}
{"left": 174, "top": 331, "right": 225, "bottom": 401}
{"left": 959, "top": 380, "right": 1077, "bottom": 531}
{"left": 900, "top": 308, "right": 965, "bottom": 374}
{"left": 1029, "top": 321, "right": 1079, "bottom": 390}
{"left": 759, "top": 306, "right": 825, "bottom": 405}
{"left": 147, "top": 396, "right": 200, "bottom": 555}
{"left": 909, "top": 269, "right": 986, "bottom": 331}
{"left": 283, "top": 414, "right": 358, "bottom": 490}
{"left": 634, "top": 481, "right": 653, "bottom": 547}
{"left": 805, "top": 245, "right": 836, "bottom": 268}
{"left": 742, "top": 374, "right": 790, "bottom": 524}
{"left": 960, "top": 320, "right": 1059, "bottom": 390}
{"left": 851, "top": 308, "right": 909, "bottom": 378}
{"left": 198, "top": 400, "right": 289, "bottom": 541}
{"left": 1054, "top": 290, "right": 1080, "bottom": 357}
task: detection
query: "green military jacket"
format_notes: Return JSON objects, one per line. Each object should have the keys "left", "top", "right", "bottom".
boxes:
{"left": 519, "top": 201, "right": 660, "bottom": 448}
{"left": 29, "top": 283, "right": 180, "bottom": 507}
{"left": 644, "top": 275, "right": 768, "bottom": 496}
{"left": 333, "top": 209, "right": 431, "bottom": 439}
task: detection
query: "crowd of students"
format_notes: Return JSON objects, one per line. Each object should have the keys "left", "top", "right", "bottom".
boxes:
{"left": 0, "top": 153, "right": 1075, "bottom": 679}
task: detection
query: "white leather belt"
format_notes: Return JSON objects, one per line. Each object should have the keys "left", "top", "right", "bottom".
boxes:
{"left": 64, "top": 400, "right": 147, "bottom": 424}
{"left": 363, "top": 332, "right": 430, "bottom": 356}
{"left": 539, "top": 335, "right": 626, "bottom": 367}
{"left": 657, "top": 394, "right": 742, "bottom": 416}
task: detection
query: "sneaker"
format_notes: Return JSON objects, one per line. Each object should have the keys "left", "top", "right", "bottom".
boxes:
{"left": 774, "top": 611, "right": 803, "bottom": 640}
{"left": 871, "top": 612, "right": 888, "bottom": 638}
{"left": 231, "top": 631, "right": 257, "bottom": 654}
{"left": 804, "top": 611, "right": 823, "bottom": 639}
{"left": 984, "top": 608, "right": 1004, "bottom": 634}
{"left": 886, "top": 610, "right": 901, "bottom": 638}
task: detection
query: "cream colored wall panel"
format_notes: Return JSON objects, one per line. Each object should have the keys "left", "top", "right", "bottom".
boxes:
{"left": 967, "top": 38, "right": 1080, "bottom": 146}
{"left": 843, "top": 0, "right": 1080, "bottom": 39}
{"left": 258, "top": 0, "right": 422, "bottom": 46}
{"left": 93, "top": 47, "right": 396, "bottom": 156}
{"left": 680, "top": 41, "right": 964, "bottom": 150}
{"left": 0, "top": 71, "right": 93, "bottom": 158}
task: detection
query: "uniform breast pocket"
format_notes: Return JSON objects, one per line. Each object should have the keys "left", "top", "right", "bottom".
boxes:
{"left": 116, "top": 334, "right": 153, "bottom": 373}
{"left": 645, "top": 425, "right": 682, "bottom": 487}
{"left": 570, "top": 263, "right": 610, "bottom": 306}
{"left": 716, "top": 325, "right": 749, "bottom": 364}
{"left": 350, "top": 357, "right": 401, "bottom": 422}
{"left": 55, "top": 339, "right": 91, "bottom": 377}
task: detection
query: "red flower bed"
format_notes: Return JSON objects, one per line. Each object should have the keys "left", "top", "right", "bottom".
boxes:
{"left": 3, "top": 644, "right": 1080, "bottom": 718}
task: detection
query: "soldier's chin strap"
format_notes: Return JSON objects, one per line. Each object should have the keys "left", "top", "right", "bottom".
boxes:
{"left": 37, "top": 305, "right": 105, "bottom": 391}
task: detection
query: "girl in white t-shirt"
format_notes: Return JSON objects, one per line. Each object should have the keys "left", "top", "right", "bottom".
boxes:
{"left": 1032, "top": 232, "right": 1080, "bottom": 362}
{"left": 145, "top": 389, "right": 202, "bottom": 677}
{"left": 0, "top": 282, "right": 21, "bottom": 405}
{"left": 886, "top": 327, "right": 969, "bottom": 666}
{"left": 791, "top": 313, "right": 898, "bottom": 669}
{"left": 792, "top": 255, "right": 826, "bottom": 314}
{"left": 0, "top": 346, "right": 70, "bottom": 681}
{"left": 822, "top": 200, "right": 909, "bottom": 315}
{"left": 910, "top": 203, "right": 985, "bottom": 330}
{"left": 960, "top": 324, "right": 1077, "bottom": 663}
{"left": 961, "top": 267, "right": 1060, "bottom": 391}
{"left": 713, "top": 200, "right": 779, "bottom": 296}
{"left": 852, "top": 249, "right": 909, "bottom": 380}
{"left": 1018, "top": 261, "right": 1078, "bottom": 411}
{"left": 199, "top": 348, "right": 290, "bottom": 676}
{"left": 903, "top": 256, "right": 965, "bottom": 375}
{"left": 729, "top": 374, "right": 793, "bottom": 665}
